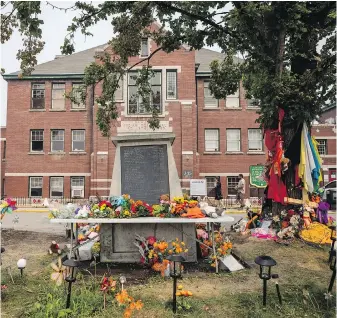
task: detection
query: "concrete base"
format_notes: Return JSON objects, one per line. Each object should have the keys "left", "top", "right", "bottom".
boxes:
{"left": 100, "top": 223, "right": 197, "bottom": 262}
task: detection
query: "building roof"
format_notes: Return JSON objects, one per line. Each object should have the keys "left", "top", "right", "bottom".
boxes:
{"left": 195, "top": 48, "right": 241, "bottom": 73}
{"left": 4, "top": 45, "right": 237, "bottom": 79}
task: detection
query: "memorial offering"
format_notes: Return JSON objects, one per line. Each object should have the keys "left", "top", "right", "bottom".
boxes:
{"left": 0, "top": 198, "right": 17, "bottom": 220}
{"left": 48, "top": 194, "right": 204, "bottom": 220}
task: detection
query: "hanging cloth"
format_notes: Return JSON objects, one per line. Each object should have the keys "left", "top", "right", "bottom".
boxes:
{"left": 299, "top": 123, "right": 315, "bottom": 193}
{"left": 308, "top": 135, "right": 322, "bottom": 191}
{"left": 311, "top": 137, "right": 323, "bottom": 185}
{"left": 267, "top": 166, "right": 288, "bottom": 204}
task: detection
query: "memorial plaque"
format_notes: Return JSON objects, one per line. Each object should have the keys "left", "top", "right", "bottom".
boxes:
{"left": 121, "top": 145, "right": 169, "bottom": 204}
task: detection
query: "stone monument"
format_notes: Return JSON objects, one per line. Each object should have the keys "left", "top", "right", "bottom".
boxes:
{"left": 100, "top": 133, "right": 197, "bottom": 262}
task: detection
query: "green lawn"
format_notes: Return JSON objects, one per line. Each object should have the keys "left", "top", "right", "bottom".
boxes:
{"left": 1, "top": 230, "right": 336, "bottom": 318}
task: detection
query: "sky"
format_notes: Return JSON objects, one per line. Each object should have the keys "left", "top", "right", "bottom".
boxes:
{"left": 0, "top": 1, "right": 115, "bottom": 126}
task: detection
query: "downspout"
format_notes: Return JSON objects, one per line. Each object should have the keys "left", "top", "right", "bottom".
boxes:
{"left": 195, "top": 63, "right": 200, "bottom": 153}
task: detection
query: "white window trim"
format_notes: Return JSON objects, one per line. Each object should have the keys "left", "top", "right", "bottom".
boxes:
{"left": 71, "top": 130, "right": 85, "bottom": 152}
{"left": 51, "top": 130, "right": 65, "bottom": 153}
{"left": 71, "top": 176, "right": 85, "bottom": 198}
{"left": 226, "top": 129, "right": 241, "bottom": 152}
{"left": 205, "top": 129, "right": 220, "bottom": 152}
{"left": 248, "top": 129, "right": 263, "bottom": 151}
{"left": 29, "top": 177, "right": 43, "bottom": 198}
{"left": 166, "top": 70, "right": 177, "bottom": 100}
{"left": 204, "top": 80, "right": 219, "bottom": 108}
{"left": 30, "top": 130, "right": 44, "bottom": 152}
{"left": 71, "top": 83, "right": 86, "bottom": 109}
{"left": 50, "top": 177, "right": 64, "bottom": 198}
{"left": 51, "top": 83, "right": 66, "bottom": 110}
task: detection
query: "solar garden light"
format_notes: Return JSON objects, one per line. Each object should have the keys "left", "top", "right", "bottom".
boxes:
{"left": 255, "top": 256, "right": 277, "bottom": 306}
{"left": 119, "top": 275, "right": 126, "bottom": 291}
{"left": 328, "top": 226, "right": 336, "bottom": 263}
{"left": 168, "top": 254, "right": 185, "bottom": 314}
{"left": 328, "top": 250, "right": 336, "bottom": 293}
{"left": 62, "top": 258, "right": 80, "bottom": 309}
{"left": 17, "top": 258, "right": 27, "bottom": 277}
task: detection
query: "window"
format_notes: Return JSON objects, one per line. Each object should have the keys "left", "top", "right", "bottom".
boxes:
{"left": 50, "top": 177, "right": 64, "bottom": 198}
{"left": 71, "top": 83, "right": 85, "bottom": 109}
{"left": 247, "top": 97, "right": 260, "bottom": 108}
{"left": 166, "top": 70, "right": 177, "bottom": 99}
{"left": 71, "top": 177, "right": 85, "bottom": 198}
{"left": 72, "top": 130, "right": 85, "bottom": 151}
{"left": 140, "top": 38, "right": 149, "bottom": 57}
{"left": 29, "top": 177, "right": 42, "bottom": 197}
{"left": 128, "top": 71, "right": 162, "bottom": 114}
{"left": 226, "top": 129, "right": 241, "bottom": 152}
{"left": 226, "top": 88, "right": 240, "bottom": 108}
{"left": 316, "top": 139, "right": 327, "bottom": 155}
{"left": 52, "top": 83, "right": 65, "bottom": 109}
{"left": 206, "top": 177, "right": 217, "bottom": 197}
{"left": 227, "top": 176, "right": 240, "bottom": 196}
{"left": 248, "top": 129, "right": 263, "bottom": 151}
{"left": 106, "top": 74, "right": 123, "bottom": 101}
{"left": 204, "top": 81, "right": 218, "bottom": 108}
{"left": 205, "top": 129, "right": 219, "bottom": 152}
{"left": 31, "top": 83, "right": 45, "bottom": 109}
{"left": 31, "top": 130, "right": 44, "bottom": 152}
{"left": 51, "top": 130, "right": 64, "bottom": 152}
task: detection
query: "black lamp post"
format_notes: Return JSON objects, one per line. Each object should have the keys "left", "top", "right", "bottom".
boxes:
{"left": 255, "top": 255, "right": 277, "bottom": 306}
{"left": 328, "top": 250, "right": 336, "bottom": 293}
{"left": 62, "top": 258, "right": 80, "bottom": 309}
{"left": 328, "top": 226, "right": 336, "bottom": 263}
{"left": 167, "top": 255, "right": 185, "bottom": 314}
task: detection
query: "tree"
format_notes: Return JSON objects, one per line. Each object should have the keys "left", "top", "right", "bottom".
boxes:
{"left": 2, "top": 1, "right": 336, "bottom": 209}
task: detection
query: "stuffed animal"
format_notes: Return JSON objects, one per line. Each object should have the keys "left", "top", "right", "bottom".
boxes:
{"left": 48, "top": 241, "right": 61, "bottom": 255}
{"left": 303, "top": 211, "right": 312, "bottom": 228}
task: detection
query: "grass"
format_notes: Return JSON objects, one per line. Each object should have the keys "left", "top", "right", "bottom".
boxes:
{"left": 1, "top": 230, "right": 336, "bottom": 318}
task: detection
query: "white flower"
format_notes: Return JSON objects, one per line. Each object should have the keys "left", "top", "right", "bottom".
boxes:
{"left": 273, "top": 216, "right": 280, "bottom": 222}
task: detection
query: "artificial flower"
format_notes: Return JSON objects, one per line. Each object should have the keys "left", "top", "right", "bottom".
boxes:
{"left": 50, "top": 257, "right": 66, "bottom": 286}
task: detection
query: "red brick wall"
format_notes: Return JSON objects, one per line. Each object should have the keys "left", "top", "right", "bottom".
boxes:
{"left": 1, "top": 127, "right": 6, "bottom": 197}
{"left": 5, "top": 80, "right": 92, "bottom": 198}
{"left": 197, "top": 79, "right": 265, "bottom": 197}
{"left": 312, "top": 124, "right": 336, "bottom": 183}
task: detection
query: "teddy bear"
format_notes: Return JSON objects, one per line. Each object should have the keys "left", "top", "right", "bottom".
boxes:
{"left": 48, "top": 241, "right": 61, "bottom": 255}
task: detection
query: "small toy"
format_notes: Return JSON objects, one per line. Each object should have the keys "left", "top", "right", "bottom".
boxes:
{"left": 49, "top": 241, "right": 61, "bottom": 255}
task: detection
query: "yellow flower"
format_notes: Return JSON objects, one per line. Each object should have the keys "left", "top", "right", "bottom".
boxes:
{"left": 178, "top": 284, "right": 183, "bottom": 290}
{"left": 184, "top": 249, "right": 188, "bottom": 253}
{"left": 168, "top": 249, "right": 173, "bottom": 254}
{"left": 181, "top": 242, "right": 185, "bottom": 246}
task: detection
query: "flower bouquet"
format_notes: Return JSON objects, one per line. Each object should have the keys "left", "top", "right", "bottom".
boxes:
{"left": 48, "top": 202, "right": 79, "bottom": 219}
{"left": 207, "top": 232, "right": 232, "bottom": 268}
{"left": 0, "top": 198, "right": 17, "bottom": 220}
{"left": 90, "top": 201, "right": 114, "bottom": 218}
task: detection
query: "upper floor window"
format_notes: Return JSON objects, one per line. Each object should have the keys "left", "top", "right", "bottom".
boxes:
{"left": 205, "top": 129, "right": 219, "bottom": 152}
{"left": 227, "top": 129, "right": 241, "bottom": 152}
{"left": 248, "top": 129, "right": 263, "bottom": 151}
{"left": 166, "top": 70, "right": 177, "bottom": 99}
{"left": 247, "top": 97, "right": 260, "bottom": 108}
{"left": 72, "top": 130, "right": 85, "bottom": 152}
{"left": 52, "top": 83, "right": 65, "bottom": 110}
{"left": 31, "top": 130, "right": 44, "bottom": 152}
{"left": 71, "top": 83, "right": 85, "bottom": 109}
{"left": 141, "top": 38, "right": 149, "bottom": 57}
{"left": 31, "top": 83, "right": 45, "bottom": 109}
{"left": 128, "top": 71, "right": 162, "bottom": 114}
{"left": 226, "top": 88, "right": 240, "bottom": 108}
{"left": 29, "top": 177, "right": 43, "bottom": 197}
{"left": 51, "top": 130, "right": 64, "bottom": 152}
{"left": 204, "top": 81, "right": 218, "bottom": 108}
{"left": 316, "top": 139, "right": 327, "bottom": 155}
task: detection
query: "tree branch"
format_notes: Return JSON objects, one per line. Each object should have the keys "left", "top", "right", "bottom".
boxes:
{"left": 127, "top": 46, "right": 162, "bottom": 71}
{"left": 155, "top": 1, "right": 232, "bottom": 36}
{"left": 45, "top": 2, "right": 77, "bottom": 12}
{"left": 1, "top": 3, "right": 21, "bottom": 27}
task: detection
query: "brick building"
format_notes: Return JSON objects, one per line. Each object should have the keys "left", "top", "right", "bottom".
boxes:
{"left": 2, "top": 25, "right": 335, "bottom": 200}
{"left": 312, "top": 105, "right": 336, "bottom": 183}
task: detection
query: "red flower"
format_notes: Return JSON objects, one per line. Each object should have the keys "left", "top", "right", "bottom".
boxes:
{"left": 140, "top": 257, "right": 145, "bottom": 264}
{"left": 147, "top": 236, "right": 156, "bottom": 245}
{"left": 131, "top": 204, "right": 137, "bottom": 213}
{"left": 288, "top": 209, "right": 295, "bottom": 217}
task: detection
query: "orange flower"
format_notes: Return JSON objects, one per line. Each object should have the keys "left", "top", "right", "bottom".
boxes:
{"left": 124, "top": 308, "right": 132, "bottom": 318}
{"left": 116, "top": 290, "right": 131, "bottom": 305}
{"left": 168, "top": 249, "right": 173, "bottom": 254}
{"left": 132, "top": 300, "right": 143, "bottom": 310}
